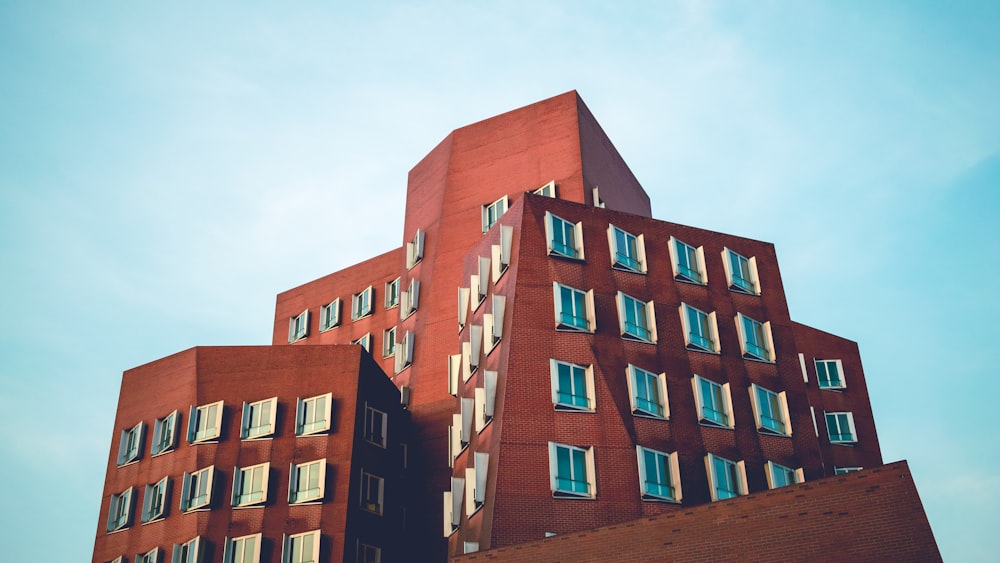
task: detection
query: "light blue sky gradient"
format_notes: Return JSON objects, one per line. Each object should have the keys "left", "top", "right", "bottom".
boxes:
{"left": 1, "top": 2, "right": 997, "bottom": 561}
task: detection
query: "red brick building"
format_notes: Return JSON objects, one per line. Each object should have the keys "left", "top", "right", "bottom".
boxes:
{"left": 95, "top": 91, "right": 935, "bottom": 562}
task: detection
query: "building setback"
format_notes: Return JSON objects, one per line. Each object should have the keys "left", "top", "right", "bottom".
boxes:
{"left": 95, "top": 91, "right": 936, "bottom": 562}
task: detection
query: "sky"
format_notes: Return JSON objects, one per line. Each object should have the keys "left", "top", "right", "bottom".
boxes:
{"left": 1, "top": 1, "right": 997, "bottom": 561}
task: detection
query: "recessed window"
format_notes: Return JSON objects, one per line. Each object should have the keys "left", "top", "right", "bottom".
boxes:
{"left": 669, "top": 236, "right": 707, "bottom": 284}
{"left": 464, "top": 451, "right": 489, "bottom": 516}
{"left": 680, "top": 303, "right": 719, "bottom": 353}
{"left": 117, "top": 422, "right": 144, "bottom": 466}
{"left": 141, "top": 476, "right": 169, "bottom": 523}
{"left": 172, "top": 537, "right": 203, "bottom": 563}
{"left": 383, "top": 326, "right": 396, "bottom": 357}
{"left": 282, "top": 530, "right": 320, "bottom": 563}
{"left": 549, "top": 359, "right": 595, "bottom": 412}
{"left": 406, "top": 229, "right": 425, "bottom": 270}
{"left": 474, "top": 370, "right": 498, "bottom": 432}
{"left": 289, "top": 459, "right": 326, "bottom": 504}
{"left": 393, "top": 330, "right": 414, "bottom": 373}
{"left": 723, "top": 248, "right": 760, "bottom": 295}
{"left": 705, "top": 453, "right": 747, "bottom": 501}
{"left": 180, "top": 466, "right": 215, "bottom": 512}
{"left": 223, "top": 533, "right": 261, "bottom": 563}
{"left": 295, "top": 393, "right": 332, "bottom": 436}
{"left": 534, "top": 180, "right": 556, "bottom": 198}
{"left": 815, "top": 359, "right": 845, "bottom": 389}
{"left": 825, "top": 411, "right": 857, "bottom": 444}
{"left": 627, "top": 365, "right": 668, "bottom": 419}
{"left": 616, "top": 291, "right": 657, "bottom": 342}
{"left": 288, "top": 309, "right": 309, "bottom": 342}
{"left": 241, "top": 397, "right": 277, "bottom": 440}
{"left": 352, "top": 286, "right": 374, "bottom": 321}
{"left": 400, "top": 278, "right": 420, "bottom": 319}
{"left": 106, "top": 486, "right": 134, "bottom": 532}
{"left": 443, "top": 477, "right": 464, "bottom": 535}
{"left": 552, "top": 282, "right": 595, "bottom": 332}
{"left": 361, "top": 470, "right": 384, "bottom": 514}
{"left": 319, "top": 299, "right": 341, "bottom": 332}
{"left": 151, "top": 410, "right": 179, "bottom": 456}
{"left": 188, "top": 400, "right": 223, "bottom": 444}
{"left": 545, "top": 211, "right": 585, "bottom": 260}
{"left": 358, "top": 543, "right": 381, "bottom": 563}
{"left": 364, "top": 405, "right": 387, "bottom": 447}
{"left": 765, "top": 461, "right": 803, "bottom": 489}
{"left": 385, "top": 278, "right": 400, "bottom": 309}
{"left": 692, "top": 375, "right": 733, "bottom": 428}
{"left": 136, "top": 548, "right": 161, "bottom": 563}
{"left": 232, "top": 462, "right": 269, "bottom": 507}
{"left": 608, "top": 224, "right": 646, "bottom": 273}
{"left": 482, "top": 195, "right": 509, "bottom": 232}
{"left": 636, "top": 446, "right": 681, "bottom": 503}
{"left": 736, "top": 313, "right": 774, "bottom": 362}
{"left": 750, "top": 384, "right": 790, "bottom": 436}
{"left": 548, "top": 442, "right": 596, "bottom": 498}
{"left": 352, "top": 333, "right": 372, "bottom": 353}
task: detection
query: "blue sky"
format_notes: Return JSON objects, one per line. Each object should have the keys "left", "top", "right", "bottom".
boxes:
{"left": 1, "top": 1, "right": 997, "bottom": 560}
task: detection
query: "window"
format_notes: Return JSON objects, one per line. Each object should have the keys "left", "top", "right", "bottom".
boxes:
{"left": 534, "top": 180, "right": 556, "bottom": 198}
{"left": 282, "top": 531, "right": 320, "bottom": 563}
{"left": 705, "top": 453, "right": 747, "bottom": 501}
{"left": 288, "top": 309, "right": 309, "bottom": 342}
{"left": 471, "top": 257, "right": 489, "bottom": 308}
{"left": 627, "top": 365, "right": 668, "bottom": 419}
{"left": 464, "top": 542, "right": 480, "bottom": 554}
{"left": 835, "top": 466, "right": 863, "bottom": 475}
{"left": 723, "top": 247, "right": 760, "bottom": 294}
{"left": 737, "top": 313, "right": 774, "bottom": 362}
{"left": 552, "top": 282, "right": 595, "bottom": 332}
{"left": 319, "top": 299, "right": 340, "bottom": 331}
{"left": 360, "top": 471, "right": 384, "bottom": 514}
{"left": 443, "top": 477, "right": 464, "bottom": 535}
{"left": 545, "top": 211, "right": 584, "bottom": 259}
{"left": 485, "top": 295, "right": 505, "bottom": 351}
{"left": 352, "top": 333, "right": 371, "bottom": 353}
{"left": 187, "top": 400, "right": 223, "bottom": 444}
{"left": 636, "top": 446, "right": 681, "bottom": 502}
{"left": 816, "top": 359, "right": 845, "bottom": 389}
{"left": 352, "top": 286, "right": 373, "bottom": 321}
{"left": 548, "top": 442, "right": 596, "bottom": 498}
{"left": 382, "top": 326, "right": 396, "bottom": 357}
{"left": 296, "top": 393, "right": 332, "bottom": 436}
{"left": 151, "top": 410, "right": 179, "bottom": 456}
{"left": 223, "top": 533, "right": 261, "bottom": 563}
{"left": 117, "top": 422, "right": 144, "bottom": 466}
{"left": 549, "top": 359, "right": 595, "bottom": 411}
{"left": 608, "top": 224, "right": 646, "bottom": 273}
{"left": 592, "top": 186, "right": 605, "bottom": 208}
{"left": 457, "top": 287, "right": 471, "bottom": 331}
{"left": 462, "top": 326, "right": 482, "bottom": 380}
{"left": 765, "top": 461, "right": 804, "bottom": 489}
{"left": 616, "top": 291, "right": 656, "bottom": 342}
{"left": 385, "top": 278, "right": 400, "bottom": 309}
{"left": 180, "top": 466, "right": 215, "bottom": 512}
{"left": 400, "top": 278, "right": 420, "bottom": 319}
{"left": 491, "top": 224, "right": 514, "bottom": 282}
{"left": 289, "top": 459, "right": 326, "bottom": 504}
{"left": 357, "top": 543, "right": 381, "bottom": 563}
{"left": 825, "top": 411, "right": 857, "bottom": 444}
{"left": 692, "top": 376, "right": 733, "bottom": 428}
{"left": 393, "top": 330, "right": 414, "bottom": 373}
{"left": 232, "top": 462, "right": 269, "bottom": 507}
{"left": 464, "top": 451, "right": 489, "bottom": 515}
{"left": 482, "top": 195, "right": 509, "bottom": 232}
{"left": 109, "top": 557, "right": 124, "bottom": 563}
{"left": 406, "top": 229, "right": 425, "bottom": 269}
{"left": 450, "top": 398, "right": 474, "bottom": 461}
{"left": 137, "top": 548, "right": 161, "bottom": 563}
{"left": 750, "top": 384, "right": 790, "bottom": 436}
{"left": 447, "top": 353, "right": 461, "bottom": 396}
{"left": 107, "top": 486, "right": 134, "bottom": 532}
{"left": 474, "top": 370, "right": 498, "bottom": 432}
{"left": 679, "top": 303, "right": 719, "bottom": 353}
{"left": 171, "top": 537, "right": 203, "bottom": 563}
{"left": 141, "top": 476, "right": 169, "bottom": 523}
{"left": 241, "top": 397, "right": 277, "bottom": 440}
{"left": 364, "top": 405, "right": 387, "bottom": 447}
{"left": 669, "top": 236, "right": 707, "bottom": 284}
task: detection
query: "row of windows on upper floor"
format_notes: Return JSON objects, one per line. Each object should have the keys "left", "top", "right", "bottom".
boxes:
{"left": 288, "top": 275, "right": 421, "bottom": 343}
{"left": 115, "top": 398, "right": 388, "bottom": 467}
{"left": 104, "top": 528, "right": 380, "bottom": 563}
{"left": 106, "top": 460, "right": 386, "bottom": 535}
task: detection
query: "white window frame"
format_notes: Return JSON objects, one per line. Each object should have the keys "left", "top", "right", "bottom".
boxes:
{"left": 319, "top": 298, "right": 340, "bottom": 332}
{"left": 705, "top": 453, "right": 748, "bottom": 501}
{"left": 360, "top": 470, "right": 384, "bottom": 515}
{"left": 364, "top": 404, "right": 387, "bottom": 447}
{"left": 723, "top": 247, "right": 760, "bottom": 295}
{"left": 608, "top": 224, "right": 646, "bottom": 273}
{"left": 232, "top": 462, "right": 270, "bottom": 507}
{"left": 406, "top": 228, "right": 425, "bottom": 270}
{"left": 399, "top": 278, "right": 420, "bottom": 319}
{"left": 491, "top": 224, "right": 514, "bottom": 283}
{"left": 548, "top": 442, "right": 596, "bottom": 499}
{"left": 636, "top": 446, "right": 681, "bottom": 503}
{"left": 357, "top": 542, "right": 381, "bottom": 563}
{"left": 815, "top": 359, "right": 846, "bottom": 390}
{"left": 457, "top": 287, "right": 471, "bottom": 331}
{"left": 544, "top": 211, "right": 585, "bottom": 260}
{"left": 825, "top": 411, "right": 858, "bottom": 444}
{"left": 352, "top": 333, "right": 372, "bottom": 353}
{"left": 151, "top": 410, "right": 179, "bottom": 456}
{"left": 288, "top": 309, "right": 309, "bottom": 342}
{"left": 384, "top": 277, "right": 400, "bottom": 309}
{"left": 668, "top": 236, "right": 707, "bottom": 284}
{"left": 137, "top": 547, "right": 161, "bottom": 563}
{"left": 482, "top": 195, "right": 509, "bottom": 232}
{"left": 592, "top": 186, "right": 605, "bottom": 208}
{"left": 443, "top": 476, "right": 465, "bottom": 536}
{"left": 187, "top": 400, "right": 223, "bottom": 444}
{"left": 241, "top": 397, "right": 278, "bottom": 440}
{"left": 626, "top": 364, "right": 669, "bottom": 419}
{"left": 223, "top": 533, "right": 262, "bottom": 563}
{"left": 552, "top": 282, "right": 595, "bottom": 332}
{"left": 679, "top": 303, "right": 719, "bottom": 354}
{"left": 474, "top": 370, "right": 498, "bottom": 432}
{"left": 383, "top": 326, "right": 396, "bottom": 358}
{"left": 393, "top": 330, "right": 414, "bottom": 373}
{"left": 281, "top": 530, "right": 320, "bottom": 563}
{"left": 464, "top": 451, "right": 489, "bottom": 516}
{"left": 765, "top": 461, "right": 804, "bottom": 489}
{"left": 485, "top": 294, "right": 505, "bottom": 351}
{"left": 171, "top": 536, "right": 203, "bottom": 563}
{"left": 107, "top": 486, "right": 134, "bottom": 532}
{"left": 750, "top": 384, "right": 791, "bottom": 436}
{"left": 352, "top": 286, "right": 374, "bottom": 321}
{"left": 692, "top": 375, "right": 733, "bottom": 429}
{"left": 616, "top": 291, "right": 657, "bottom": 343}
{"left": 449, "top": 397, "right": 474, "bottom": 459}
{"left": 180, "top": 466, "right": 215, "bottom": 512}
{"left": 117, "top": 421, "right": 144, "bottom": 466}
{"left": 463, "top": 542, "right": 480, "bottom": 554}
{"left": 549, "top": 359, "right": 595, "bottom": 412}
{"left": 141, "top": 476, "right": 170, "bottom": 523}
{"left": 736, "top": 313, "right": 775, "bottom": 362}
{"left": 288, "top": 459, "right": 326, "bottom": 504}
{"left": 295, "top": 392, "right": 332, "bottom": 436}
{"left": 448, "top": 353, "right": 461, "bottom": 396}
{"left": 835, "top": 466, "right": 863, "bottom": 475}
{"left": 534, "top": 180, "right": 556, "bottom": 198}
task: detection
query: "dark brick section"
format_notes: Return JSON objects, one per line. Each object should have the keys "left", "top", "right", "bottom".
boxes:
{"left": 450, "top": 461, "right": 941, "bottom": 563}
